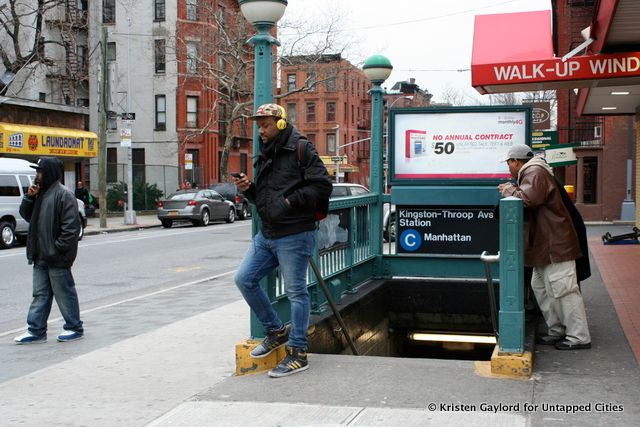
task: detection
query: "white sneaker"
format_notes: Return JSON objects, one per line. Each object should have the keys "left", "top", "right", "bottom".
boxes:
{"left": 14, "top": 331, "right": 47, "bottom": 344}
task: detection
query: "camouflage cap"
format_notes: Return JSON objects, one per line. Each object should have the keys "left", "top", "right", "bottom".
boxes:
{"left": 251, "top": 103, "right": 284, "bottom": 119}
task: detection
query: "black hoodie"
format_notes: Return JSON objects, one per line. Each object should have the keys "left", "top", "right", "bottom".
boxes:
{"left": 20, "top": 157, "right": 80, "bottom": 267}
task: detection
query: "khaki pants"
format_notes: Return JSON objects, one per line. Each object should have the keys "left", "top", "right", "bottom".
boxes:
{"left": 531, "top": 260, "right": 591, "bottom": 344}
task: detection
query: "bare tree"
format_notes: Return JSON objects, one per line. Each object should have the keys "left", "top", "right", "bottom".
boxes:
{"left": 171, "top": 3, "right": 351, "bottom": 182}
{"left": 0, "top": 0, "right": 79, "bottom": 96}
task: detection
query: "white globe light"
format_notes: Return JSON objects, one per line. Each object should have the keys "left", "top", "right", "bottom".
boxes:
{"left": 239, "top": 0, "right": 287, "bottom": 25}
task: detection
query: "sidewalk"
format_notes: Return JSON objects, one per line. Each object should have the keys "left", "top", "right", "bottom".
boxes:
{"left": 1, "top": 223, "right": 638, "bottom": 426}
{"left": 83, "top": 212, "right": 162, "bottom": 236}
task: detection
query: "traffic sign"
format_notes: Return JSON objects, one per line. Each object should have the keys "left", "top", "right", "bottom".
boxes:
{"left": 121, "top": 112, "right": 136, "bottom": 120}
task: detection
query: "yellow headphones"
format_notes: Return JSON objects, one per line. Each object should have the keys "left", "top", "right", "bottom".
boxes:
{"left": 276, "top": 105, "right": 287, "bottom": 130}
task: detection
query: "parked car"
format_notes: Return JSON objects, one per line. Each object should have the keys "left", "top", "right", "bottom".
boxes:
{"left": 76, "top": 198, "right": 87, "bottom": 241}
{"left": 0, "top": 158, "right": 86, "bottom": 248}
{"left": 157, "top": 189, "right": 235, "bottom": 228}
{"left": 330, "top": 183, "right": 370, "bottom": 198}
{"left": 209, "top": 182, "right": 251, "bottom": 220}
{"left": 329, "top": 183, "right": 396, "bottom": 242}
{"left": 383, "top": 205, "right": 397, "bottom": 242}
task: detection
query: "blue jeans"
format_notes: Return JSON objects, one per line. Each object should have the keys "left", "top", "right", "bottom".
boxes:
{"left": 27, "top": 264, "right": 83, "bottom": 336}
{"left": 235, "top": 230, "right": 315, "bottom": 349}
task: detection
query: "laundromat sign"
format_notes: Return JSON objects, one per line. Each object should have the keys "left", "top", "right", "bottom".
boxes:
{"left": 0, "top": 123, "right": 97, "bottom": 157}
{"left": 396, "top": 206, "right": 499, "bottom": 255}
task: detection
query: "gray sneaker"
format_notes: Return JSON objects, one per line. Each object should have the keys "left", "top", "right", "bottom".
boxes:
{"left": 268, "top": 346, "right": 309, "bottom": 378}
{"left": 250, "top": 325, "right": 289, "bottom": 358}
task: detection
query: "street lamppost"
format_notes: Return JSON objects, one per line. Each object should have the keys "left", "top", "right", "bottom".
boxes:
{"left": 239, "top": 0, "right": 287, "bottom": 159}
{"left": 363, "top": 54, "right": 392, "bottom": 259}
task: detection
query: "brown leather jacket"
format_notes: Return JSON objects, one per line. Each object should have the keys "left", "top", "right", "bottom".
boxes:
{"left": 501, "top": 157, "right": 581, "bottom": 267}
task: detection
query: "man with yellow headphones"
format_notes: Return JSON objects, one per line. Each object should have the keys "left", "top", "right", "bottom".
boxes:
{"left": 233, "top": 103, "right": 332, "bottom": 378}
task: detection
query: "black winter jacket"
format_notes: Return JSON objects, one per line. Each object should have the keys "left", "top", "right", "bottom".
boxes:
{"left": 244, "top": 125, "right": 332, "bottom": 238}
{"left": 20, "top": 157, "right": 80, "bottom": 267}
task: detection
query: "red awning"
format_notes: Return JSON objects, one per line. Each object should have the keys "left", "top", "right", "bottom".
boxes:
{"left": 471, "top": 6, "right": 640, "bottom": 116}
{"left": 472, "top": 10, "right": 555, "bottom": 94}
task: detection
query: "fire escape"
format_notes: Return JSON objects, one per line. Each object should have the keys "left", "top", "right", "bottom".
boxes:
{"left": 45, "top": 1, "right": 89, "bottom": 105}
{"left": 562, "top": 0, "right": 604, "bottom": 147}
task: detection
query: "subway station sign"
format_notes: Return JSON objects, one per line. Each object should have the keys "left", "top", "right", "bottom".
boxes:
{"left": 0, "top": 122, "right": 98, "bottom": 157}
{"left": 396, "top": 206, "right": 499, "bottom": 255}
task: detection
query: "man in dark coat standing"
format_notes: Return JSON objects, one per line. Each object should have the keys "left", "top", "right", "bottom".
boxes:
{"left": 14, "top": 157, "right": 84, "bottom": 344}
{"left": 234, "top": 103, "right": 332, "bottom": 377}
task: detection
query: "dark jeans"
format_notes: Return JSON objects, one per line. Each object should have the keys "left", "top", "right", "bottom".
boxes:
{"left": 234, "top": 230, "right": 315, "bottom": 349}
{"left": 27, "top": 264, "right": 83, "bottom": 336}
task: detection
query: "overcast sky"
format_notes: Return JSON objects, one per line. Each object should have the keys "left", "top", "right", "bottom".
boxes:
{"left": 280, "top": 0, "right": 551, "bottom": 104}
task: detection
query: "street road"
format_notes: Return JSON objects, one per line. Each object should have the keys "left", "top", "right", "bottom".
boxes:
{"left": 0, "top": 221, "right": 252, "bottom": 382}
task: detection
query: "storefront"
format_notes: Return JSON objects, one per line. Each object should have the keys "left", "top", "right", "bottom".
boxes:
{"left": 0, "top": 122, "right": 98, "bottom": 191}
{"left": 471, "top": 4, "right": 639, "bottom": 223}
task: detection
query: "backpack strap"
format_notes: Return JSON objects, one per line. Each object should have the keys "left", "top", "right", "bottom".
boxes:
{"left": 296, "top": 138, "right": 310, "bottom": 178}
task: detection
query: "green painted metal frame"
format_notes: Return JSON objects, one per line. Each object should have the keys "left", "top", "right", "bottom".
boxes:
{"left": 498, "top": 197, "right": 525, "bottom": 353}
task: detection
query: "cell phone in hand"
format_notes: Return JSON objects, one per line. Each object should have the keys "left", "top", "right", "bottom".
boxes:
{"left": 231, "top": 172, "right": 242, "bottom": 178}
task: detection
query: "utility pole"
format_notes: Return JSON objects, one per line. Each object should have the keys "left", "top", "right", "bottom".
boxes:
{"left": 98, "top": 26, "right": 108, "bottom": 228}
{"left": 334, "top": 124, "right": 340, "bottom": 183}
{"left": 123, "top": 16, "right": 135, "bottom": 224}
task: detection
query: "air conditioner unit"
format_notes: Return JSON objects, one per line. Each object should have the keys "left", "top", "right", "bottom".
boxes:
{"left": 594, "top": 125, "right": 601, "bottom": 138}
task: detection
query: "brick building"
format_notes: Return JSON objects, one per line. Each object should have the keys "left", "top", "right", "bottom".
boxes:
{"left": 555, "top": 1, "right": 637, "bottom": 221}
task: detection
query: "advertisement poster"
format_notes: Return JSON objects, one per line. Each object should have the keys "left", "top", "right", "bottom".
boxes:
{"left": 391, "top": 110, "right": 528, "bottom": 180}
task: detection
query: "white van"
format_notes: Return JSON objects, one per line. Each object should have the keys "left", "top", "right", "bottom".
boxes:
{"left": 0, "top": 157, "right": 86, "bottom": 249}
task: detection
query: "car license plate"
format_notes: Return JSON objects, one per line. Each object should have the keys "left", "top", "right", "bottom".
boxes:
{"left": 168, "top": 211, "right": 178, "bottom": 216}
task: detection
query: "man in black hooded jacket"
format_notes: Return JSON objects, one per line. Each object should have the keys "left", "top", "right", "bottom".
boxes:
{"left": 14, "top": 157, "right": 84, "bottom": 344}
{"left": 234, "top": 103, "right": 332, "bottom": 378}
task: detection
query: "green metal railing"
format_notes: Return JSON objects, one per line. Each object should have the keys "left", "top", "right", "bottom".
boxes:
{"left": 250, "top": 193, "right": 525, "bottom": 354}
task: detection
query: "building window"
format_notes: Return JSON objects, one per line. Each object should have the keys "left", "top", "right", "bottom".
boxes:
{"left": 186, "top": 0, "right": 197, "bottom": 21}
{"left": 186, "top": 96, "right": 198, "bottom": 128}
{"left": 306, "top": 102, "right": 316, "bottom": 122}
{"left": 240, "top": 153, "right": 248, "bottom": 175}
{"left": 218, "top": 103, "right": 227, "bottom": 136}
{"left": 154, "top": 39, "right": 165, "bottom": 73}
{"left": 77, "top": 45, "right": 87, "bottom": 68}
{"left": 186, "top": 41, "right": 198, "bottom": 73}
{"left": 77, "top": 98, "right": 89, "bottom": 107}
{"left": 107, "top": 148, "right": 117, "bottom": 183}
{"left": 583, "top": 157, "right": 598, "bottom": 204}
{"left": 287, "top": 74, "right": 296, "bottom": 92}
{"left": 103, "top": 0, "right": 115, "bottom": 24}
{"left": 327, "top": 133, "right": 336, "bottom": 154}
{"left": 154, "top": 0, "right": 165, "bottom": 21}
{"left": 326, "top": 101, "right": 336, "bottom": 122}
{"left": 107, "top": 42, "right": 116, "bottom": 62}
{"left": 326, "top": 77, "right": 336, "bottom": 92}
{"left": 307, "top": 134, "right": 316, "bottom": 145}
{"left": 38, "top": 92, "right": 46, "bottom": 102}
{"left": 307, "top": 71, "right": 316, "bottom": 91}
{"left": 286, "top": 103, "right": 297, "bottom": 124}
{"left": 107, "top": 115, "right": 117, "bottom": 130}
{"left": 155, "top": 95, "right": 166, "bottom": 130}
{"left": 132, "top": 148, "right": 145, "bottom": 183}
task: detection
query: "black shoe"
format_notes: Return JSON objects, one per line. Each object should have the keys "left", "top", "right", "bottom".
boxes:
{"left": 554, "top": 340, "right": 591, "bottom": 350}
{"left": 536, "top": 335, "right": 564, "bottom": 345}
{"left": 250, "top": 325, "right": 289, "bottom": 358}
{"left": 268, "top": 346, "right": 309, "bottom": 378}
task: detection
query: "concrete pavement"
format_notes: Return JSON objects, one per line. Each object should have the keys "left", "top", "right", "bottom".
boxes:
{"left": 1, "top": 221, "right": 638, "bottom": 426}
{"left": 83, "top": 212, "right": 162, "bottom": 236}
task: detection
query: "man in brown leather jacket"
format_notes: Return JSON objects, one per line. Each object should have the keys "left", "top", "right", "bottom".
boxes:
{"left": 498, "top": 145, "right": 591, "bottom": 350}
